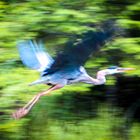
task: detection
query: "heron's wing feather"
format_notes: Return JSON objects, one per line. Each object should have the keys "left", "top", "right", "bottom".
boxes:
{"left": 17, "top": 40, "right": 54, "bottom": 72}
{"left": 45, "top": 20, "right": 118, "bottom": 74}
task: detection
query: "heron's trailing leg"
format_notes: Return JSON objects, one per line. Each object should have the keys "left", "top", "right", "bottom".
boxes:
{"left": 12, "top": 84, "right": 64, "bottom": 119}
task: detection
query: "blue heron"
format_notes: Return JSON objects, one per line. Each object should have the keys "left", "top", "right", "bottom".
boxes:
{"left": 12, "top": 21, "right": 134, "bottom": 119}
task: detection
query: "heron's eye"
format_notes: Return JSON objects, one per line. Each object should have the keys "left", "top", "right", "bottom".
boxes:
{"left": 117, "top": 68, "right": 123, "bottom": 71}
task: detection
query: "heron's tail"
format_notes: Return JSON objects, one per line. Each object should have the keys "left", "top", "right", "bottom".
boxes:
{"left": 29, "top": 77, "right": 48, "bottom": 86}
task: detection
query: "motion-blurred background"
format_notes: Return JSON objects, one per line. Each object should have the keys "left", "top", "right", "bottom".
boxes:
{"left": 0, "top": 0, "right": 140, "bottom": 140}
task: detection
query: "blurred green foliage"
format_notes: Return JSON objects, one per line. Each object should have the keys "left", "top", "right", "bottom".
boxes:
{"left": 0, "top": 0, "right": 140, "bottom": 140}
{"left": 0, "top": 0, "right": 139, "bottom": 70}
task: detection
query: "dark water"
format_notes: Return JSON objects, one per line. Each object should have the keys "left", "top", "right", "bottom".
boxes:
{"left": 1, "top": 76, "right": 140, "bottom": 140}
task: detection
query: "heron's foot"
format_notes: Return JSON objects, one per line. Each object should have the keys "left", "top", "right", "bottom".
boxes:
{"left": 12, "top": 108, "right": 29, "bottom": 119}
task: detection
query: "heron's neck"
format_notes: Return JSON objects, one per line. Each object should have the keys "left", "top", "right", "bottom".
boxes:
{"left": 82, "top": 70, "right": 107, "bottom": 85}
{"left": 87, "top": 70, "right": 107, "bottom": 85}
{"left": 68, "top": 69, "right": 108, "bottom": 85}
{"left": 96, "top": 70, "right": 107, "bottom": 85}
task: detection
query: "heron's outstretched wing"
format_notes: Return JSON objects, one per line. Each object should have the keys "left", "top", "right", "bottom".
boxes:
{"left": 44, "top": 20, "right": 118, "bottom": 75}
{"left": 17, "top": 40, "right": 54, "bottom": 72}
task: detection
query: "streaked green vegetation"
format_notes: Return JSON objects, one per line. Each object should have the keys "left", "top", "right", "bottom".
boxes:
{"left": 0, "top": 0, "right": 140, "bottom": 140}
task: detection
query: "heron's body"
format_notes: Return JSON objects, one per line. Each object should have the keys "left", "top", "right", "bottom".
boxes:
{"left": 31, "top": 66, "right": 88, "bottom": 86}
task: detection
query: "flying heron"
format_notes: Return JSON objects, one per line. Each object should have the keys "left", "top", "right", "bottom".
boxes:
{"left": 12, "top": 21, "right": 134, "bottom": 119}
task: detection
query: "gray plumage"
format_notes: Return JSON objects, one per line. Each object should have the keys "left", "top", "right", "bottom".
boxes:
{"left": 17, "top": 20, "right": 118, "bottom": 86}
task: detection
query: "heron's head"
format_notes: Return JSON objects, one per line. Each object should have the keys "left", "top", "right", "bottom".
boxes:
{"left": 105, "top": 66, "right": 135, "bottom": 75}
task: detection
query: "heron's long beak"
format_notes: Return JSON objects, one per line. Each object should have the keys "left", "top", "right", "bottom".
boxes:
{"left": 117, "top": 67, "right": 135, "bottom": 72}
